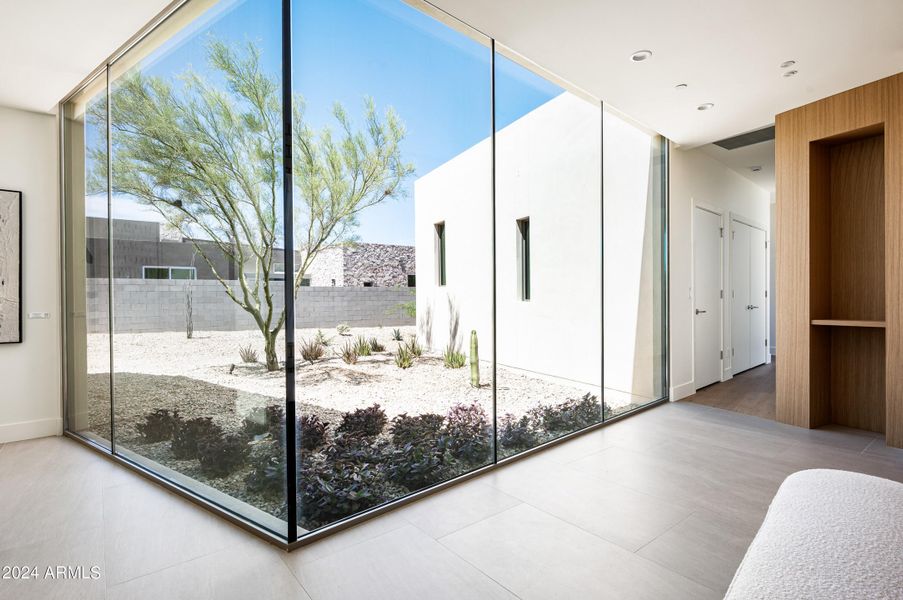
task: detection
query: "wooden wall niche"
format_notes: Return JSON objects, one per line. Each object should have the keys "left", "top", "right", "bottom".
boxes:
{"left": 776, "top": 72, "right": 903, "bottom": 446}
{"left": 809, "top": 130, "right": 885, "bottom": 432}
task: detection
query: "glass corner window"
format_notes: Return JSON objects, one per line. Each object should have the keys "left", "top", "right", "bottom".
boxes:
{"left": 61, "top": 0, "right": 668, "bottom": 546}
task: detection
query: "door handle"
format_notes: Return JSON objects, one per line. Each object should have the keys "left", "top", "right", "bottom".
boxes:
{"left": 750, "top": 305, "right": 759, "bottom": 310}
{"left": 695, "top": 309, "right": 706, "bottom": 315}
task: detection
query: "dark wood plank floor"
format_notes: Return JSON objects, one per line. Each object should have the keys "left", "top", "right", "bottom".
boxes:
{"left": 684, "top": 361, "right": 776, "bottom": 420}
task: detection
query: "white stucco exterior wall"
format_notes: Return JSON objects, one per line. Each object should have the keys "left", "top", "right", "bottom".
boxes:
{"left": 414, "top": 116, "right": 494, "bottom": 368}
{"left": 493, "top": 94, "right": 601, "bottom": 387}
{"left": 669, "top": 145, "right": 771, "bottom": 400}
{"left": 415, "top": 93, "right": 665, "bottom": 399}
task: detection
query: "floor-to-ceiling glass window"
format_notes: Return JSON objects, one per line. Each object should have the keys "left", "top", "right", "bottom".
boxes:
{"left": 602, "top": 109, "right": 668, "bottom": 415}
{"left": 290, "top": 0, "right": 494, "bottom": 533}
{"left": 493, "top": 48, "right": 605, "bottom": 458}
{"left": 106, "top": 0, "right": 286, "bottom": 535}
{"left": 62, "top": 0, "right": 669, "bottom": 544}
{"left": 64, "top": 73, "right": 111, "bottom": 448}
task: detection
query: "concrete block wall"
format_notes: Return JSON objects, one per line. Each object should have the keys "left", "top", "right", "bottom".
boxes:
{"left": 86, "top": 279, "right": 414, "bottom": 333}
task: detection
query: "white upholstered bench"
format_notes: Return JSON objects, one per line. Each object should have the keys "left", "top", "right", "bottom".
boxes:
{"left": 724, "top": 469, "right": 903, "bottom": 599}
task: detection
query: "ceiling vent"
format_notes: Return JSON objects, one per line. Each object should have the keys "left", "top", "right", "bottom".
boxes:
{"left": 713, "top": 125, "right": 775, "bottom": 150}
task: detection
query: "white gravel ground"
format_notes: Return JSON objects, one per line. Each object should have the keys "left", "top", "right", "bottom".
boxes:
{"left": 87, "top": 326, "right": 638, "bottom": 436}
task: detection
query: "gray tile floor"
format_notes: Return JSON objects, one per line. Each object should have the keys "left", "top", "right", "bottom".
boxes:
{"left": 2, "top": 401, "right": 902, "bottom": 600}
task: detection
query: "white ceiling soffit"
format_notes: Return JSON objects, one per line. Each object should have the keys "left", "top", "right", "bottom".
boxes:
{"left": 426, "top": 0, "right": 903, "bottom": 147}
{"left": 0, "top": 0, "right": 173, "bottom": 113}
{"left": 698, "top": 140, "right": 776, "bottom": 193}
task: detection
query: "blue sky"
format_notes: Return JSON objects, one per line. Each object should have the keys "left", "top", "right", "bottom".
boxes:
{"left": 92, "top": 0, "right": 561, "bottom": 245}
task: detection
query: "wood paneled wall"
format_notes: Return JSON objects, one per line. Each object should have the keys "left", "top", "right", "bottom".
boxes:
{"left": 829, "top": 136, "right": 886, "bottom": 321}
{"left": 776, "top": 72, "right": 903, "bottom": 447}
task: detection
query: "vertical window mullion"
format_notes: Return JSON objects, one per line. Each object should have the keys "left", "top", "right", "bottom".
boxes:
{"left": 281, "top": 0, "right": 297, "bottom": 544}
{"left": 600, "top": 100, "right": 604, "bottom": 421}
{"left": 106, "top": 65, "right": 116, "bottom": 453}
{"left": 490, "top": 38, "right": 497, "bottom": 464}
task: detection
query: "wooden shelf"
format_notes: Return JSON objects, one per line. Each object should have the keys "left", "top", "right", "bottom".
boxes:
{"left": 811, "top": 319, "right": 886, "bottom": 328}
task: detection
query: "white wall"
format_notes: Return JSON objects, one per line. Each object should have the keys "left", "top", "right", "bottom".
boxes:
{"left": 416, "top": 93, "right": 601, "bottom": 387}
{"left": 416, "top": 93, "right": 664, "bottom": 401}
{"left": 494, "top": 94, "right": 602, "bottom": 387}
{"left": 414, "top": 125, "right": 493, "bottom": 373}
{"left": 603, "top": 110, "right": 665, "bottom": 402}
{"left": 669, "top": 145, "right": 771, "bottom": 400}
{"left": 0, "top": 106, "right": 61, "bottom": 443}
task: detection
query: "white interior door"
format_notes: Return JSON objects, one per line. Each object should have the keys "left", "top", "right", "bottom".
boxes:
{"left": 731, "top": 220, "right": 768, "bottom": 374}
{"left": 748, "top": 227, "right": 768, "bottom": 367}
{"left": 694, "top": 207, "right": 722, "bottom": 389}
{"left": 731, "top": 222, "right": 751, "bottom": 373}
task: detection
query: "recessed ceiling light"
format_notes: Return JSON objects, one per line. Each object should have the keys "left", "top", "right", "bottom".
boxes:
{"left": 697, "top": 103, "right": 714, "bottom": 111}
{"left": 780, "top": 60, "right": 796, "bottom": 69}
{"left": 675, "top": 83, "right": 688, "bottom": 90}
{"left": 750, "top": 166, "right": 763, "bottom": 172}
{"left": 783, "top": 70, "right": 798, "bottom": 78}
{"left": 631, "top": 50, "right": 653, "bottom": 62}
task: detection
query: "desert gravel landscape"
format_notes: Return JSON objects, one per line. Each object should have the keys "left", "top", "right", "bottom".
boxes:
{"left": 85, "top": 326, "right": 623, "bottom": 433}
{"left": 76, "top": 325, "right": 642, "bottom": 519}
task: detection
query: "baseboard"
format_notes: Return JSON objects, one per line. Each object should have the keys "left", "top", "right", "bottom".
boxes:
{"left": 670, "top": 380, "right": 695, "bottom": 401}
{"left": 770, "top": 346, "right": 776, "bottom": 356}
{"left": 0, "top": 417, "right": 62, "bottom": 444}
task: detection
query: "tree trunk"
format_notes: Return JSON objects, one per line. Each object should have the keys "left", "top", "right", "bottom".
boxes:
{"left": 264, "top": 332, "right": 280, "bottom": 372}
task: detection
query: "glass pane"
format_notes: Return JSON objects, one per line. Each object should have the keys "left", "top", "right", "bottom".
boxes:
{"left": 64, "top": 73, "right": 111, "bottom": 448}
{"left": 603, "top": 110, "right": 668, "bottom": 416}
{"left": 107, "top": 0, "right": 287, "bottom": 537}
{"left": 494, "top": 49, "right": 604, "bottom": 458}
{"left": 170, "top": 268, "right": 196, "bottom": 280}
{"left": 292, "top": 0, "right": 492, "bottom": 534}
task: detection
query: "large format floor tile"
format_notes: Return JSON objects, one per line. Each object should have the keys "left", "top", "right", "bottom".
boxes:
{"left": 106, "top": 542, "right": 310, "bottom": 600}
{"left": 481, "top": 457, "right": 692, "bottom": 552}
{"left": 0, "top": 438, "right": 106, "bottom": 554}
{"left": 395, "top": 479, "right": 522, "bottom": 539}
{"left": 864, "top": 436, "right": 903, "bottom": 462}
{"left": 285, "top": 525, "right": 518, "bottom": 600}
{"left": 636, "top": 509, "right": 759, "bottom": 593}
{"left": 102, "top": 480, "right": 257, "bottom": 585}
{"left": 0, "top": 526, "right": 105, "bottom": 600}
{"left": 440, "top": 503, "right": 720, "bottom": 600}
{"left": 3, "top": 400, "right": 903, "bottom": 600}
{"left": 287, "top": 511, "right": 410, "bottom": 567}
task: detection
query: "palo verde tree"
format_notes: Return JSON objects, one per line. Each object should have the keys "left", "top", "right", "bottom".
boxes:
{"left": 92, "top": 39, "right": 413, "bottom": 371}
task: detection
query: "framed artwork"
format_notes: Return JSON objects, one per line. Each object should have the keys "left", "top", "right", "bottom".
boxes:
{"left": 0, "top": 189, "right": 22, "bottom": 344}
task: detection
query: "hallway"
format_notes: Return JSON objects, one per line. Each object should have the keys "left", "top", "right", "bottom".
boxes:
{"left": 685, "top": 362, "right": 776, "bottom": 420}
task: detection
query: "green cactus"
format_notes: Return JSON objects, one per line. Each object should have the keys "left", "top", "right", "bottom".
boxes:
{"left": 470, "top": 330, "right": 480, "bottom": 388}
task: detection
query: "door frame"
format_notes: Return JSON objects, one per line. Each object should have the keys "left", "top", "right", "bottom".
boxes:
{"left": 728, "top": 212, "right": 771, "bottom": 380}
{"left": 692, "top": 202, "right": 725, "bottom": 390}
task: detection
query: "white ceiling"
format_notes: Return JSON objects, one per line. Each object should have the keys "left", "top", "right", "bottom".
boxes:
{"left": 3, "top": 0, "right": 902, "bottom": 149}
{"left": 0, "top": 0, "right": 171, "bottom": 113}
{"left": 429, "top": 0, "right": 903, "bottom": 147}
